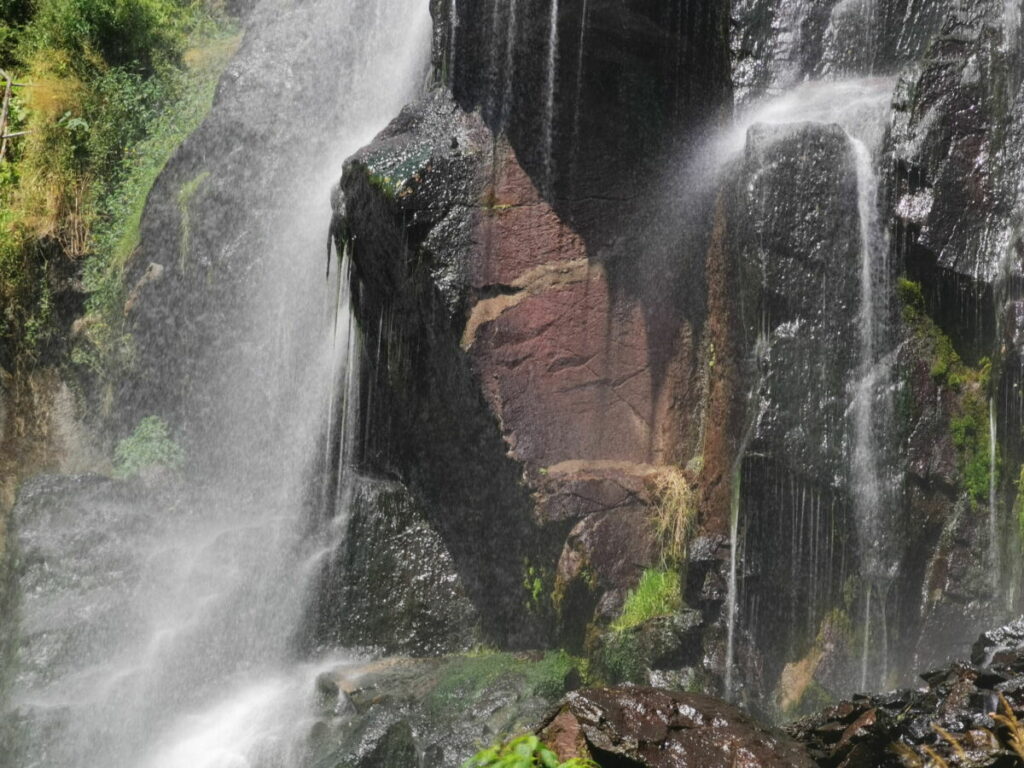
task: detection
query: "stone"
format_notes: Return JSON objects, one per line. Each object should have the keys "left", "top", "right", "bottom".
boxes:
{"left": 972, "top": 616, "right": 1024, "bottom": 666}
{"left": 554, "top": 687, "right": 818, "bottom": 767}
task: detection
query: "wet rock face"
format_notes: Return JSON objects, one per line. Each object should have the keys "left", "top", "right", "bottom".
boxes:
{"left": 732, "top": 0, "right": 962, "bottom": 104}
{"left": 890, "top": 1, "right": 1015, "bottom": 304}
{"left": 307, "top": 476, "right": 479, "bottom": 656}
{"left": 730, "top": 122, "right": 862, "bottom": 482}
{"left": 544, "top": 687, "right": 817, "bottom": 767}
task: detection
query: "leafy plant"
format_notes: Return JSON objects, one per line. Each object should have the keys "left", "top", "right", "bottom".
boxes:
{"left": 463, "top": 735, "right": 598, "bottom": 768}
{"left": 113, "top": 415, "right": 184, "bottom": 478}
{"left": 612, "top": 568, "right": 682, "bottom": 631}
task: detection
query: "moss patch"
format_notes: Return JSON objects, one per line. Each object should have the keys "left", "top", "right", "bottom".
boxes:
{"left": 899, "top": 278, "right": 996, "bottom": 503}
{"left": 425, "top": 650, "right": 579, "bottom": 717}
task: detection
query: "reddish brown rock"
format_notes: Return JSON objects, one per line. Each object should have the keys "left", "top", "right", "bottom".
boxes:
{"left": 532, "top": 461, "right": 659, "bottom": 526}
{"left": 548, "top": 687, "right": 817, "bottom": 768}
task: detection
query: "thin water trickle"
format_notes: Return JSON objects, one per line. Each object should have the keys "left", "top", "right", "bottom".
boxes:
{"left": 568, "top": 0, "right": 589, "bottom": 198}
{"left": 543, "top": 0, "right": 560, "bottom": 192}
{"left": 502, "top": 0, "right": 519, "bottom": 127}
{"left": 449, "top": 0, "right": 458, "bottom": 86}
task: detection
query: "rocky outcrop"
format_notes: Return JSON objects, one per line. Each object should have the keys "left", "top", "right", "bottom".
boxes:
{"left": 342, "top": 85, "right": 718, "bottom": 644}
{"left": 539, "top": 687, "right": 817, "bottom": 767}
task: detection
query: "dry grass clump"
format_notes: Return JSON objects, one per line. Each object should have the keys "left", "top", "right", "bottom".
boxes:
{"left": 651, "top": 467, "right": 698, "bottom": 565}
{"left": 893, "top": 695, "right": 1024, "bottom": 767}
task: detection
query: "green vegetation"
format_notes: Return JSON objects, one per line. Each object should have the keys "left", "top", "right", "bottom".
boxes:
{"left": 595, "top": 629, "right": 646, "bottom": 684}
{"left": 950, "top": 393, "right": 996, "bottom": 502}
{"left": 612, "top": 568, "right": 682, "bottom": 632}
{"left": 899, "top": 278, "right": 996, "bottom": 503}
{"left": 113, "top": 414, "right": 184, "bottom": 477}
{"left": 522, "top": 560, "right": 549, "bottom": 613}
{"left": 0, "top": 0, "right": 237, "bottom": 377}
{"left": 463, "top": 735, "right": 598, "bottom": 768}
{"left": 426, "top": 650, "right": 580, "bottom": 717}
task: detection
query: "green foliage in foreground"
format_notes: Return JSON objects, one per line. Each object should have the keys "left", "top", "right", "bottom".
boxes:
{"left": 612, "top": 568, "right": 682, "bottom": 631}
{"left": 113, "top": 415, "right": 184, "bottom": 477}
{"left": 463, "top": 735, "right": 598, "bottom": 768}
{"left": 0, "top": 0, "right": 237, "bottom": 374}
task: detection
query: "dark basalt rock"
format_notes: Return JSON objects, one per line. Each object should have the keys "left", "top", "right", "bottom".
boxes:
{"left": 447, "top": 0, "right": 732, "bottom": 258}
{"left": 973, "top": 617, "right": 1024, "bottom": 666}
{"left": 544, "top": 687, "right": 817, "bottom": 767}
{"left": 307, "top": 475, "right": 480, "bottom": 656}
{"left": 340, "top": 92, "right": 546, "bottom": 649}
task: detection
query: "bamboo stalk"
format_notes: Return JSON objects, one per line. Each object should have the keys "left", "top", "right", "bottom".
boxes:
{"left": 0, "top": 76, "right": 13, "bottom": 163}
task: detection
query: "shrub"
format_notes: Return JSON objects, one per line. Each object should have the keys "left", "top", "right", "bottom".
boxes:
{"left": 113, "top": 415, "right": 184, "bottom": 477}
{"left": 463, "top": 735, "right": 598, "bottom": 768}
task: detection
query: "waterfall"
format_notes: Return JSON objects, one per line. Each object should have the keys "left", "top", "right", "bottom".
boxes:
{"left": 725, "top": 331, "right": 768, "bottom": 700}
{"left": 543, "top": 0, "right": 560, "bottom": 192}
{"left": 713, "top": 77, "right": 895, "bottom": 699}
{"left": 4, "top": 2, "right": 431, "bottom": 766}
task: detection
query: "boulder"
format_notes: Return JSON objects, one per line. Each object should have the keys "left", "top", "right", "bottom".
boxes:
{"left": 545, "top": 687, "right": 817, "bottom": 767}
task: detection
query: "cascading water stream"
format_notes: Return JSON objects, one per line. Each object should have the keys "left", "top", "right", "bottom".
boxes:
{"left": 568, "top": 0, "right": 588, "bottom": 198}
{"left": 4, "top": 2, "right": 431, "bottom": 766}
{"left": 849, "top": 132, "right": 893, "bottom": 691}
{"left": 725, "top": 332, "right": 769, "bottom": 700}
